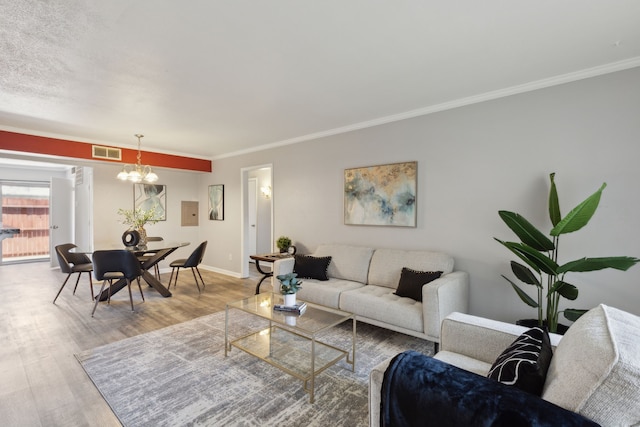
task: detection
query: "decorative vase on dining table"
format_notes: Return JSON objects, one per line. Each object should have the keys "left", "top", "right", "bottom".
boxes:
{"left": 137, "top": 226, "right": 148, "bottom": 246}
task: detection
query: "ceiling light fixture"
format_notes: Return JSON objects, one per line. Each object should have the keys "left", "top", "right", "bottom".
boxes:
{"left": 117, "top": 134, "right": 159, "bottom": 183}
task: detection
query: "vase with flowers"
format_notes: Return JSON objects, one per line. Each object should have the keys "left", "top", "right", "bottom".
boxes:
{"left": 117, "top": 206, "right": 160, "bottom": 246}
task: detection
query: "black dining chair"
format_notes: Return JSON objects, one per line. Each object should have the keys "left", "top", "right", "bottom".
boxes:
{"left": 168, "top": 241, "right": 207, "bottom": 293}
{"left": 53, "top": 243, "right": 94, "bottom": 303}
{"left": 91, "top": 250, "right": 145, "bottom": 316}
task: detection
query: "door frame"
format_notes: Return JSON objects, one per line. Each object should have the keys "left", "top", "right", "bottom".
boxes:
{"left": 247, "top": 177, "right": 258, "bottom": 262}
{"left": 240, "top": 164, "right": 273, "bottom": 279}
{"left": 50, "top": 176, "right": 74, "bottom": 267}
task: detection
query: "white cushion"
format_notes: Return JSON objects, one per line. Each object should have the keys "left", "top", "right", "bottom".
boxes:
{"left": 313, "top": 244, "right": 374, "bottom": 283}
{"left": 367, "top": 248, "right": 454, "bottom": 289}
{"left": 296, "top": 278, "right": 363, "bottom": 309}
{"left": 542, "top": 304, "right": 640, "bottom": 425}
{"left": 339, "top": 285, "right": 423, "bottom": 332}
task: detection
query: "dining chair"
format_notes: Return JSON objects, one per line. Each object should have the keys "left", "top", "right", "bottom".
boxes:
{"left": 53, "top": 243, "right": 94, "bottom": 303}
{"left": 91, "top": 250, "right": 145, "bottom": 316}
{"left": 168, "top": 241, "right": 207, "bottom": 293}
{"left": 137, "top": 236, "right": 164, "bottom": 280}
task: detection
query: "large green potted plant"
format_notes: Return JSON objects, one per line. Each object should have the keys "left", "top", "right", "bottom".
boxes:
{"left": 495, "top": 173, "right": 639, "bottom": 333}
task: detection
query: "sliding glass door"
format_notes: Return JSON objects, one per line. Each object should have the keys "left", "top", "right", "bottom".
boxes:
{"left": 0, "top": 181, "right": 50, "bottom": 264}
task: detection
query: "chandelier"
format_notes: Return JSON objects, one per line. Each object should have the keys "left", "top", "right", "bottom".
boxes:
{"left": 117, "top": 134, "right": 159, "bottom": 183}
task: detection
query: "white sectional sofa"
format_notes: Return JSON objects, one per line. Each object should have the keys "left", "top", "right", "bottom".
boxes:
{"left": 272, "top": 244, "right": 469, "bottom": 344}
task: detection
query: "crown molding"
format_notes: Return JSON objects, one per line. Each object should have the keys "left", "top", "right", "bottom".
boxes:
{"left": 214, "top": 57, "right": 640, "bottom": 160}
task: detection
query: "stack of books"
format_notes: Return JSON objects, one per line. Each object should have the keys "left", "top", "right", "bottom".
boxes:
{"left": 274, "top": 302, "right": 307, "bottom": 315}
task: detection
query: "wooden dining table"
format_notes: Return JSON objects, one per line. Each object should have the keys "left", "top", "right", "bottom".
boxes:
{"left": 75, "top": 241, "right": 190, "bottom": 301}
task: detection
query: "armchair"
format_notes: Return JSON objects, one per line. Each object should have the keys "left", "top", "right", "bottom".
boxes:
{"left": 370, "top": 305, "right": 640, "bottom": 426}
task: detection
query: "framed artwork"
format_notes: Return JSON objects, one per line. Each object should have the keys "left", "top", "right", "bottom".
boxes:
{"left": 134, "top": 184, "right": 166, "bottom": 220}
{"left": 344, "top": 161, "right": 417, "bottom": 227}
{"left": 208, "top": 184, "right": 224, "bottom": 220}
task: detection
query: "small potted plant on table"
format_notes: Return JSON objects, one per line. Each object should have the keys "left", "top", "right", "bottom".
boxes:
{"left": 276, "top": 236, "right": 292, "bottom": 253}
{"left": 276, "top": 272, "right": 302, "bottom": 307}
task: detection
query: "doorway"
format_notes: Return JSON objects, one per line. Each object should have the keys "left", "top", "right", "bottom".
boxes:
{"left": 248, "top": 178, "right": 258, "bottom": 260}
{"left": 0, "top": 158, "right": 92, "bottom": 266}
{"left": 0, "top": 181, "right": 50, "bottom": 264}
{"left": 241, "top": 164, "right": 273, "bottom": 278}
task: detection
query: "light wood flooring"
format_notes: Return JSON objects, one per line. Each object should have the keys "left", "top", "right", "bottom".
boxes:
{"left": 0, "top": 260, "right": 263, "bottom": 426}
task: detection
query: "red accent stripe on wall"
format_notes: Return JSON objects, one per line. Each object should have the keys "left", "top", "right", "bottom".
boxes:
{"left": 0, "top": 130, "right": 212, "bottom": 173}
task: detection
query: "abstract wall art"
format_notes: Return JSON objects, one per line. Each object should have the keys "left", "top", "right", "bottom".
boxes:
{"left": 208, "top": 184, "right": 224, "bottom": 220}
{"left": 134, "top": 184, "right": 166, "bottom": 221}
{"left": 344, "top": 161, "right": 417, "bottom": 227}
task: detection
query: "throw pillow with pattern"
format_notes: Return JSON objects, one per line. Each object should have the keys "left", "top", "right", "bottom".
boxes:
{"left": 487, "top": 326, "right": 552, "bottom": 395}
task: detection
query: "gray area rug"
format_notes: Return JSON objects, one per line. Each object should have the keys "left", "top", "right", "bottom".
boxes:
{"left": 76, "top": 310, "right": 434, "bottom": 426}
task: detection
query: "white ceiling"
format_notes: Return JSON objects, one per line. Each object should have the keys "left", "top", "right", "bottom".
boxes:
{"left": 1, "top": 1, "right": 639, "bottom": 160}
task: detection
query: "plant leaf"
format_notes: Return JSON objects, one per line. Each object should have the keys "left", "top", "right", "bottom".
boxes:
{"left": 510, "top": 261, "right": 541, "bottom": 287}
{"left": 498, "top": 211, "right": 555, "bottom": 251}
{"left": 559, "top": 256, "right": 640, "bottom": 273}
{"left": 498, "top": 240, "right": 558, "bottom": 275}
{"left": 495, "top": 239, "right": 541, "bottom": 274}
{"left": 550, "top": 183, "right": 606, "bottom": 236}
{"left": 548, "top": 172, "right": 561, "bottom": 227}
{"left": 549, "top": 280, "right": 579, "bottom": 300}
{"left": 564, "top": 309, "right": 588, "bottom": 322}
{"left": 502, "top": 275, "right": 539, "bottom": 307}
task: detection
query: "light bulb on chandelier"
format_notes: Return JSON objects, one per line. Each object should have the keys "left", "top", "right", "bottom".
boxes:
{"left": 117, "top": 134, "right": 159, "bottom": 183}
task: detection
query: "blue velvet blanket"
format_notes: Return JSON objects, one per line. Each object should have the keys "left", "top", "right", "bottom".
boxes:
{"left": 380, "top": 351, "right": 600, "bottom": 427}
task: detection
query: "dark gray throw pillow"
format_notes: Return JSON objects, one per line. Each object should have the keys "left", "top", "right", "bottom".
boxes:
{"left": 487, "top": 326, "right": 553, "bottom": 396}
{"left": 394, "top": 267, "right": 442, "bottom": 302}
{"left": 293, "top": 255, "right": 332, "bottom": 281}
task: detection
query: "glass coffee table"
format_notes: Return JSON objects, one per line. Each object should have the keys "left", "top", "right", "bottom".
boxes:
{"left": 225, "top": 293, "right": 356, "bottom": 403}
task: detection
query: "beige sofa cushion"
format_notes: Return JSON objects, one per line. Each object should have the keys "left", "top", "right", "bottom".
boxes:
{"left": 542, "top": 304, "right": 640, "bottom": 426}
{"left": 339, "top": 285, "right": 423, "bottom": 332}
{"left": 313, "top": 244, "right": 374, "bottom": 283}
{"left": 296, "top": 278, "right": 363, "bottom": 309}
{"left": 367, "top": 248, "right": 454, "bottom": 289}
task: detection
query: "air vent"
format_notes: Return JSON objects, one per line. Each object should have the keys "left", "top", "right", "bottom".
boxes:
{"left": 74, "top": 166, "right": 84, "bottom": 185}
{"left": 92, "top": 145, "right": 122, "bottom": 161}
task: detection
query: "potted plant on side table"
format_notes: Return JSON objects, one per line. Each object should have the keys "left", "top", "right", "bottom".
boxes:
{"left": 276, "top": 236, "right": 292, "bottom": 253}
{"left": 495, "top": 172, "right": 639, "bottom": 333}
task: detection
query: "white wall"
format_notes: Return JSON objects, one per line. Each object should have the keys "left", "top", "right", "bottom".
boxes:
{"left": 202, "top": 67, "right": 640, "bottom": 323}
{"left": 0, "top": 164, "right": 68, "bottom": 182}
{"left": 74, "top": 166, "right": 93, "bottom": 251}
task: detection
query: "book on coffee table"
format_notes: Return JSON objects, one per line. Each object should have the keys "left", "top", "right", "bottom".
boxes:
{"left": 274, "top": 302, "right": 307, "bottom": 315}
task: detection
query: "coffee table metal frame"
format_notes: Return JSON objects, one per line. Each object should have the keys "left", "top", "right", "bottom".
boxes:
{"left": 225, "top": 293, "right": 356, "bottom": 403}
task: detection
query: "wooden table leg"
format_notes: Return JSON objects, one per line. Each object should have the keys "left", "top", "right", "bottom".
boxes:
{"left": 96, "top": 278, "right": 127, "bottom": 301}
{"left": 96, "top": 247, "right": 177, "bottom": 301}
{"left": 140, "top": 269, "right": 172, "bottom": 297}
